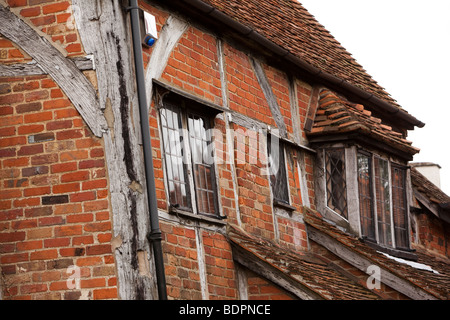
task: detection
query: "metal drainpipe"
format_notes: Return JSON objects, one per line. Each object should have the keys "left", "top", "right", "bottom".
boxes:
{"left": 127, "top": 0, "right": 167, "bottom": 300}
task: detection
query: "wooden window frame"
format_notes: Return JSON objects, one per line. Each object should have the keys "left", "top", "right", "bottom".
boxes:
{"left": 356, "top": 150, "right": 411, "bottom": 250}
{"left": 158, "top": 93, "right": 221, "bottom": 219}
{"left": 324, "top": 148, "right": 348, "bottom": 219}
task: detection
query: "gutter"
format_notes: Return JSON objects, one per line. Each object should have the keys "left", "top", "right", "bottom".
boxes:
{"left": 178, "top": 0, "right": 425, "bottom": 129}
{"left": 128, "top": 0, "right": 167, "bottom": 300}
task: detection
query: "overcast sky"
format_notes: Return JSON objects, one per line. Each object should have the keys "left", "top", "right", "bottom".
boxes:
{"left": 299, "top": 0, "right": 450, "bottom": 194}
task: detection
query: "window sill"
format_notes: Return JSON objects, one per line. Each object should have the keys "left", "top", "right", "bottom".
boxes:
{"left": 361, "top": 238, "right": 417, "bottom": 261}
{"left": 168, "top": 206, "right": 227, "bottom": 226}
{"left": 273, "top": 200, "right": 296, "bottom": 212}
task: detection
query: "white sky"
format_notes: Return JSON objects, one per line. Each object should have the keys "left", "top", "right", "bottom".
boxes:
{"left": 299, "top": 0, "right": 450, "bottom": 194}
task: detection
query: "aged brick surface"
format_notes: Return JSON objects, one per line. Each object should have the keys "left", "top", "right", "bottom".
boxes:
{"left": 0, "top": 74, "right": 115, "bottom": 300}
{"left": 1, "top": 0, "right": 322, "bottom": 301}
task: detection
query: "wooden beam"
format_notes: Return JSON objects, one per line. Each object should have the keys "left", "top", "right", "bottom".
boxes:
{"left": 304, "top": 86, "right": 321, "bottom": 132}
{"left": 251, "top": 58, "right": 288, "bottom": 138}
{"left": 307, "top": 224, "right": 438, "bottom": 300}
{"left": 0, "top": 57, "right": 94, "bottom": 77}
{"left": 144, "top": 14, "right": 189, "bottom": 112}
{"left": 72, "top": 0, "right": 158, "bottom": 300}
{"left": 0, "top": 4, "right": 106, "bottom": 137}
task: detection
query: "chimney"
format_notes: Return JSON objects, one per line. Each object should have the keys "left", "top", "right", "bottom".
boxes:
{"left": 411, "top": 162, "right": 442, "bottom": 188}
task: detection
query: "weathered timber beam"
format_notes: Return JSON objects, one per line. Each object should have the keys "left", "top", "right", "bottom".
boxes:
{"left": 251, "top": 57, "right": 288, "bottom": 138}
{"left": 73, "top": 0, "right": 157, "bottom": 300}
{"left": 144, "top": 15, "right": 189, "bottom": 111}
{"left": 0, "top": 4, "right": 106, "bottom": 137}
{"left": 307, "top": 225, "right": 439, "bottom": 300}
{"left": 0, "top": 57, "right": 94, "bottom": 77}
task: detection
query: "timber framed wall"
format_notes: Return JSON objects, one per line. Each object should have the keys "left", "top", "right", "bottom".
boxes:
{"left": 3, "top": 0, "right": 442, "bottom": 301}
{"left": 0, "top": 1, "right": 117, "bottom": 299}
{"left": 0, "top": 0, "right": 317, "bottom": 300}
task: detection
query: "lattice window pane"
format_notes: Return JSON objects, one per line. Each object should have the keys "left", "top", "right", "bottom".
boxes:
{"left": 188, "top": 113, "right": 217, "bottom": 215}
{"left": 392, "top": 166, "right": 409, "bottom": 249}
{"left": 325, "top": 149, "right": 348, "bottom": 219}
{"left": 374, "top": 157, "right": 392, "bottom": 247}
{"left": 160, "top": 100, "right": 191, "bottom": 210}
{"left": 357, "top": 153, "right": 375, "bottom": 240}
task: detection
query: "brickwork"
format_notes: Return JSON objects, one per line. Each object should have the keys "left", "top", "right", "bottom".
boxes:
{"left": 246, "top": 269, "right": 295, "bottom": 300}
{"left": 414, "top": 213, "right": 450, "bottom": 257}
{"left": 0, "top": 36, "right": 31, "bottom": 64}
{"left": 0, "top": 74, "right": 116, "bottom": 299}
{"left": 161, "top": 26, "right": 223, "bottom": 106}
{"left": 5, "top": 0, "right": 84, "bottom": 57}
{"left": 232, "top": 123, "right": 275, "bottom": 240}
{"left": 202, "top": 230, "right": 237, "bottom": 299}
{"left": 2, "top": 0, "right": 445, "bottom": 301}
{"left": 263, "top": 63, "right": 293, "bottom": 135}
{"left": 160, "top": 221, "right": 203, "bottom": 300}
{"left": 224, "top": 44, "right": 276, "bottom": 127}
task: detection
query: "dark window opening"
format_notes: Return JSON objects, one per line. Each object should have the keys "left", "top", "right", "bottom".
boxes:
{"left": 268, "top": 135, "right": 290, "bottom": 205}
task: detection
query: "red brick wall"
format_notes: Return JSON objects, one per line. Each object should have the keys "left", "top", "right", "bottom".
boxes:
{"left": 4, "top": 0, "right": 84, "bottom": 58}
{"left": 414, "top": 212, "right": 450, "bottom": 257}
{"left": 246, "top": 269, "right": 295, "bottom": 300}
{"left": 0, "top": 75, "right": 116, "bottom": 300}
{"left": 161, "top": 26, "right": 223, "bottom": 106}
{"left": 1, "top": 0, "right": 319, "bottom": 300}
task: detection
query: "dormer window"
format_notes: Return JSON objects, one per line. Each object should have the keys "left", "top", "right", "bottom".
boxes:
{"left": 357, "top": 151, "right": 409, "bottom": 250}
{"left": 315, "top": 146, "right": 412, "bottom": 254}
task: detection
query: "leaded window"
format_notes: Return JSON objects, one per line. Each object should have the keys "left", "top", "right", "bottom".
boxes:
{"left": 159, "top": 95, "right": 218, "bottom": 216}
{"left": 357, "top": 152, "right": 375, "bottom": 241}
{"left": 391, "top": 165, "right": 408, "bottom": 249}
{"left": 356, "top": 151, "right": 410, "bottom": 249}
{"left": 325, "top": 149, "right": 348, "bottom": 219}
{"left": 374, "top": 157, "right": 392, "bottom": 247}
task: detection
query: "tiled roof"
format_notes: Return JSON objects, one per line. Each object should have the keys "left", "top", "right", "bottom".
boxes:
{"left": 308, "top": 89, "right": 420, "bottom": 155}
{"left": 303, "top": 207, "right": 450, "bottom": 300}
{"left": 411, "top": 166, "right": 450, "bottom": 207}
{"left": 200, "top": 0, "right": 401, "bottom": 110}
{"left": 227, "top": 224, "right": 381, "bottom": 300}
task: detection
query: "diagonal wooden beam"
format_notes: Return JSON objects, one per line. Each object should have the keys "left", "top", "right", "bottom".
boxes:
{"left": 0, "top": 4, "right": 107, "bottom": 137}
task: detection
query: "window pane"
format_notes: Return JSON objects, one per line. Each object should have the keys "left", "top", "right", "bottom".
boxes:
{"left": 357, "top": 153, "right": 375, "bottom": 240}
{"left": 374, "top": 157, "right": 392, "bottom": 247}
{"left": 188, "top": 113, "right": 217, "bottom": 215}
{"left": 392, "top": 166, "right": 409, "bottom": 249}
{"left": 268, "top": 135, "right": 289, "bottom": 204}
{"left": 160, "top": 100, "right": 191, "bottom": 210}
{"left": 325, "top": 149, "right": 348, "bottom": 219}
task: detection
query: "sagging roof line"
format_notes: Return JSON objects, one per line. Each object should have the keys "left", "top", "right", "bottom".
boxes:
{"left": 178, "top": 0, "right": 425, "bottom": 129}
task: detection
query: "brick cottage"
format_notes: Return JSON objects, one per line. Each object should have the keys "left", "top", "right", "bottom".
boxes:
{"left": 0, "top": 0, "right": 449, "bottom": 300}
